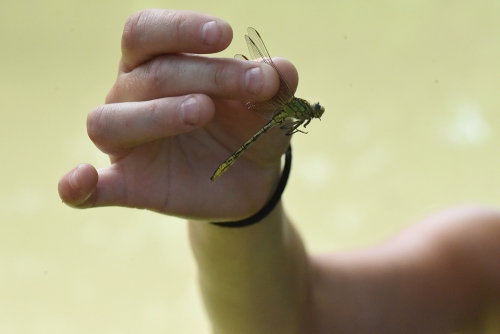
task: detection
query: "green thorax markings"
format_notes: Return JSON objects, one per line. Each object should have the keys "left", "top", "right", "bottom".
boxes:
{"left": 282, "top": 98, "right": 317, "bottom": 120}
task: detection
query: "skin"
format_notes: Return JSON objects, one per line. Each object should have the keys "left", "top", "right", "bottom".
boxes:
{"left": 58, "top": 9, "right": 500, "bottom": 334}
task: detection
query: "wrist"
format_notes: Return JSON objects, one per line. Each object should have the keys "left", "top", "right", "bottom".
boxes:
{"left": 210, "top": 145, "right": 291, "bottom": 228}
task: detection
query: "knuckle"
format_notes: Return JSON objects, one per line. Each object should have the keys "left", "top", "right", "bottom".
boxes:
{"left": 145, "top": 56, "right": 170, "bottom": 95}
{"left": 145, "top": 99, "right": 163, "bottom": 126}
{"left": 212, "top": 62, "right": 232, "bottom": 96}
{"left": 165, "top": 10, "right": 189, "bottom": 42}
{"left": 122, "top": 10, "right": 151, "bottom": 54}
{"left": 86, "top": 106, "right": 107, "bottom": 144}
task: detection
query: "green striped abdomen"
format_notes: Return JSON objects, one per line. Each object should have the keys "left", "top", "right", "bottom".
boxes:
{"left": 210, "top": 113, "right": 285, "bottom": 181}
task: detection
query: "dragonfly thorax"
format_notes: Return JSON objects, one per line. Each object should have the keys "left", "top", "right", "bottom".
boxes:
{"left": 290, "top": 98, "right": 325, "bottom": 120}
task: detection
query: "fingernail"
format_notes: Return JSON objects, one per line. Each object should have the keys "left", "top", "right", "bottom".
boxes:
{"left": 202, "top": 21, "right": 221, "bottom": 46}
{"left": 244, "top": 67, "right": 263, "bottom": 95}
{"left": 69, "top": 164, "right": 83, "bottom": 190}
{"left": 180, "top": 97, "right": 200, "bottom": 125}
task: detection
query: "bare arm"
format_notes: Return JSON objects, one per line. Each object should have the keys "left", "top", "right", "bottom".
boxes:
{"left": 189, "top": 205, "right": 500, "bottom": 334}
{"left": 311, "top": 206, "right": 500, "bottom": 334}
{"left": 189, "top": 203, "right": 311, "bottom": 333}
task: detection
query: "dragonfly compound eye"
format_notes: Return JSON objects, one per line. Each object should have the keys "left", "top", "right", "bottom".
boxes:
{"left": 312, "top": 102, "right": 325, "bottom": 118}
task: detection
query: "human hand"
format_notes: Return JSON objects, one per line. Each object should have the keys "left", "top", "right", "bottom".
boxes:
{"left": 58, "top": 9, "right": 298, "bottom": 221}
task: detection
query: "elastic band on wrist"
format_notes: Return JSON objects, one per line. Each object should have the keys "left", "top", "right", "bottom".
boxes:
{"left": 210, "top": 145, "right": 292, "bottom": 228}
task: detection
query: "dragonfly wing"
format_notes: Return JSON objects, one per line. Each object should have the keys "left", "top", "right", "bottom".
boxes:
{"left": 244, "top": 99, "right": 284, "bottom": 120}
{"left": 236, "top": 54, "right": 282, "bottom": 119}
{"left": 245, "top": 28, "right": 295, "bottom": 105}
{"left": 233, "top": 28, "right": 296, "bottom": 121}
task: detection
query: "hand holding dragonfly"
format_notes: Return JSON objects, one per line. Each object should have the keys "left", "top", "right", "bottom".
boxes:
{"left": 58, "top": 9, "right": 317, "bottom": 222}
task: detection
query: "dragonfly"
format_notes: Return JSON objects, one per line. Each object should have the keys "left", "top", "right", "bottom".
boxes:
{"left": 210, "top": 27, "right": 325, "bottom": 181}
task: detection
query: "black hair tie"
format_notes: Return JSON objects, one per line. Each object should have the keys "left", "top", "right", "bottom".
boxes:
{"left": 210, "top": 145, "right": 292, "bottom": 228}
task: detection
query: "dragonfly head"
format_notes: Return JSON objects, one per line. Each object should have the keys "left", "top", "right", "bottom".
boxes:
{"left": 312, "top": 102, "right": 325, "bottom": 119}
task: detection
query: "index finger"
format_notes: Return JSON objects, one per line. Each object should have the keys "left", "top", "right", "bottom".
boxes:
{"left": 121, "top": 9, "right": 232, "bottom": 72}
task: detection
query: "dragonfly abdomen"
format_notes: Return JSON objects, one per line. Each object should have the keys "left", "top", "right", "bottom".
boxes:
{"left": 210, "top": 119, "right": 277, "bottom": 181}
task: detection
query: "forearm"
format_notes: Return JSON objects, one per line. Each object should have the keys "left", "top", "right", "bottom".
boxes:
{"left": 387, "top": 206, "right": 500, "bottom": 333}
{"left": 188, "top": 202, "right": 311, "bottom": 334}
{"left": 310, "top": 206, "right": 500, "bottom": 334}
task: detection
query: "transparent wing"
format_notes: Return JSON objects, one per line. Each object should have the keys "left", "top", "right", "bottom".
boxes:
{"left": 245, "top": 28, "right": 295, "bottom": 103}
{"left": 234, "top": 28, "right": 295, "bottom": 121}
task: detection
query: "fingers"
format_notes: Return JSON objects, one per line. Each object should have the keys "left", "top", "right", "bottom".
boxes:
{"left": 59, "top": 164, "right": 128, "bottom": 209}
{"left": 107, "top": 55, "right": 281, "bottom": 103}
{"left": 87, "top": 94, "right": 215, "bottom": 154}
{"left": 58, "top": 164, "right": 98, "bottom": 208}
{"left": 109, "top": 9, "right": 296, "bottom": 106}
{"left": 120, "top": 9, "right": 233, "bottom": 72}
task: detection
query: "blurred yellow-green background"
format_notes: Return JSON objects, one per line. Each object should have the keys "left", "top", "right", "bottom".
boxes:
{"left": 1, "top": 0, "right": 499, "bottom": 332}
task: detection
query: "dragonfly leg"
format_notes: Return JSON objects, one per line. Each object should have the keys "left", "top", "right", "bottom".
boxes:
{"left": 303, "top": 118, "right": 312, "bottom": 128}
{"left": 281, "top": 120, "right": 307, "bottom": 135}
{"left": 287, "top": 128, "right": 308, "bottom": 135}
